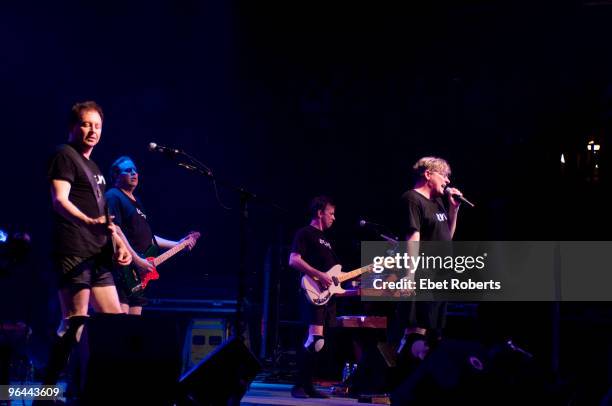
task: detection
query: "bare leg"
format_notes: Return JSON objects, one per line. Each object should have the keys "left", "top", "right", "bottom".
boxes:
{"left": 90, "top": 286, "right": 122, "bottom": 314}
{"left": 120, "top": 303, "right": 130, "bottom": 314}
{"left": 128, "top": 306, "right": 142, "bottom": 316}
{"left": 58, "top": 288, "right": 90, "bottom": 318}
{"left": 309, "top": 324, "right": 324, "bottom": 337}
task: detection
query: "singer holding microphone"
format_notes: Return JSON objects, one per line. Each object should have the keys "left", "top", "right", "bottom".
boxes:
{"left": 395, "top": 156, "right": 465, "bottom": 363}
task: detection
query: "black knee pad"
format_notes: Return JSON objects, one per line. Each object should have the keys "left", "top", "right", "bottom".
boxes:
{"left": 397, "top": 333, "right": 426, "bottom": 356}
{"left": 305, "top": 335, "right": 325, "bottom": 353}
{"left": 63, "top": 315, "right": 89, "bottom": 345}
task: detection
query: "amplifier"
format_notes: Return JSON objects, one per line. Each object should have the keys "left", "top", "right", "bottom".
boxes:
{"left": 182, "top": 318, "right": 229, "bottom": 372}
{"left": 146, "top": 298, "right": 237, "bottom": 315}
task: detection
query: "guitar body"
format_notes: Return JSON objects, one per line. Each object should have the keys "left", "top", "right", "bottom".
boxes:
{"left": 113, "top": 244, "right": 159, "bottom": 294}
{"left": 140, "top": 257, "right": 160, "bottom": 289}
{"left": 301, "top": 264, "right": 346, "bottom": 306}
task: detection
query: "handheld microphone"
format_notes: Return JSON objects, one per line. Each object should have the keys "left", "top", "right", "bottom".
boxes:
{"left": 148, "top": 142, "right": 182, "bottom": 155}
{"left": 444, "top": 186, "right": 475, "bottom": 208}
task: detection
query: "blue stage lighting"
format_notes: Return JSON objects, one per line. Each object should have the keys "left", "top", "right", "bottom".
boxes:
{"left": 0, "top": 229, "right": 8, "bottom": 243}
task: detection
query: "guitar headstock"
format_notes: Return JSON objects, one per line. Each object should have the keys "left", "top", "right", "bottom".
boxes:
{"left": 180, "top": 231, "right": 201, "bottom": 251}
{"left": 187, "top": 231, "right": 201, "bottom": 241}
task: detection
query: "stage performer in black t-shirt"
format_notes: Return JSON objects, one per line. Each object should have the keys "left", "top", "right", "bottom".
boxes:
{"left": 106, "top": 156, "right": 198, "bottom": 315}
{"left": 397, "top": 156, "right": 463, "bottom": 361}
{"left": 45, "top": 101, "right": 132, "bottom": 384}
{"left": 289, "top": 196, "right": 339, "bottom": 399}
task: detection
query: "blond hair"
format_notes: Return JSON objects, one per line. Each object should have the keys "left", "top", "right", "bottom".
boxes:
{"left": 412, "top": 156, "right": 451, "bottom": 177}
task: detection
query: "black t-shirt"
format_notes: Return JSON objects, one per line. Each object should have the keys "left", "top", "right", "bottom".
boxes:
{"left": 290, "top": 225, "right": 339, "bottom": 272}
{"left": 47, "top": 144, "right": 108, "bottom": 257}
{"left": 399, "top": 189, "right": 452, "bottom": 241}
{"left": 105, "top": 188, "right": 154, "bottom": 254}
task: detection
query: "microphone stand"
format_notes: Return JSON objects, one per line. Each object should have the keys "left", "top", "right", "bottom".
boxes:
{"left": 379, "top": 232, "right": 398, "bottom": 245}
{"left": 162, "top": 151, "right": 286, "bottom": 343}
{"left": 360, "top": 221, "right": 398, "bottom": 244}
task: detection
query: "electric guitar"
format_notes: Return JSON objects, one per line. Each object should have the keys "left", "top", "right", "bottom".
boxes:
{"left": 301, "top": 263, "right": 374, "bottom": 306}
{"left": 114, "top": 232, "right": 200, "bottom": 294}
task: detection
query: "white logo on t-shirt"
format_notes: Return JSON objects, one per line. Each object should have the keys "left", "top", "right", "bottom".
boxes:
{"left": 435, "top": 213, "right": 448, "bottom": 222}
{"left": 319, "top": 238, "right": 332, "bottom": 249}
{"left": 94, "top": 174, "right": 106, "bottom": 185}
{"left": 136, "top": 208, "right": 147, "bottom": 220}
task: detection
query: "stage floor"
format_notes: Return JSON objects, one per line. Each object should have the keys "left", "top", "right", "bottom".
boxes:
{"left": 242, "top": 382, "right": 363, "bottom": 406}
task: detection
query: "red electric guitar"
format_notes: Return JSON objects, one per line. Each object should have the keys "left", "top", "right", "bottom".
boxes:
{"left": 115, "top": 232, "right": 200, "bottom": 293}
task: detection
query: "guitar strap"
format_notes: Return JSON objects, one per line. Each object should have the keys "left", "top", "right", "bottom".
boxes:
{"left": 150, "top": 229, "right": 160, "bottom": 250}
{"left": 131, "top": 196, "right": 158, "bottom": 250}
{"left": 61, "top": 144, "right": 106, "bottom": 216}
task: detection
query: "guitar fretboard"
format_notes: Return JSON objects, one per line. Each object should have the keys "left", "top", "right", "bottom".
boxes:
{"left": 338, "top": 265, "right": 373, "bottom": 283}
{"left": 153, "top": 240, "right": 190, "bottom": 267}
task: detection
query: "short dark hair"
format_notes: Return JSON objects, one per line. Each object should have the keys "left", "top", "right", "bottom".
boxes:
{"left": 109, "top": 156, "right": 134, "bottom": 185}
{"left": 68, "top": 100, "right": 104, "bottom": 128}
{"left": 308, "top": 195, "right": 334, "bottom": 219}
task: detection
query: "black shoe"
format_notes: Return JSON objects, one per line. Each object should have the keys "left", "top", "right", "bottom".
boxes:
{"left": 291, "top": 385, "right": 309, "bottom": 398}
{"left": 305, "top": 386, "right": 330, "bottom": 399}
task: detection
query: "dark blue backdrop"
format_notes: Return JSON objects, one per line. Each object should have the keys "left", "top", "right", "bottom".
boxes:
{"left": 1, "top": 1, "right": 611, "bottom": 391}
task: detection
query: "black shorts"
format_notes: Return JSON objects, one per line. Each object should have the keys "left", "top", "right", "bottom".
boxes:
{"left": 300, "top": 293, "right": 337, "bottom": 327}
{"left": 54, "top": 252, "right": 115, "bottom": 292}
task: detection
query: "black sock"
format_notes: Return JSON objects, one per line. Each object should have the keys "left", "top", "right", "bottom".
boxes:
{"left": 296, "top": 346, "right": 317, "bottom": 389}
{"left": 42, "top": 316, "right": 88, "bottom": 385}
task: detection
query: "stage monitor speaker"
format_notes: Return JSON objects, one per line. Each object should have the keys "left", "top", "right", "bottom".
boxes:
{"left": 390, "top": 339, "right": 547, "bottom": 405}
{"left": 79, "top": 313, "right": 184, "bottom": 405}
{"left": 178, "top": 336, "right": 261, "bottom": 406}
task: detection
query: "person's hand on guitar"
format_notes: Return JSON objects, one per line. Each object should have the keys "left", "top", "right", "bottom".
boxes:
{"left": 314, "top": 270, "right": 334, "bottom": 290}
{"left": 133, "top": 255, "right": 155, "bottom": 274}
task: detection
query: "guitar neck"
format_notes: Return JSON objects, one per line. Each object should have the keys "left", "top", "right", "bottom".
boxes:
{"left": 153, "top": 240, "right": 189, "bottom": 267}
{"left": 338, "top": 265, "right": 372, "bottom": 283}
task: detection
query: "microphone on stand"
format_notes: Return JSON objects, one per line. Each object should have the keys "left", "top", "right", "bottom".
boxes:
{"left": 359, "top": 219, "right": 387, "bottom": 228}
{"left": 148, "top": 142, "right": 182, "bottom": 155}
{"left": 359, "top": 219, "right": 398, "bottom": 243}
